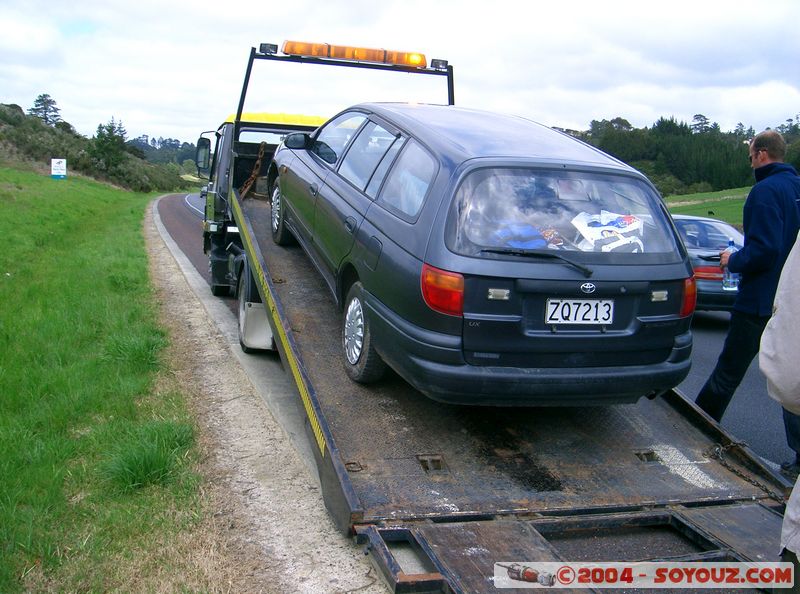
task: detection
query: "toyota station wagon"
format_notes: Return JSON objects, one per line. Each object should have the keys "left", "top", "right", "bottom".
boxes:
{"left": 268, "top": 103, "right": 696, "bottom": 405}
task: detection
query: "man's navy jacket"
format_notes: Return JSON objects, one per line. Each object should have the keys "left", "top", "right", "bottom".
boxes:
{"left": 729, "top": 162, "right": 800, "bottom": 316}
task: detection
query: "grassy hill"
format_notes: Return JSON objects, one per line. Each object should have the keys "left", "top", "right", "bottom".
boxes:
{"left": 0, "top": 166, "right": 205, "bottom": 591}
{"left": 0, "top": 104, "right": 193, "bottom": 193}
{"left": 665, "top": 186, "right": 750, "bottom": 227}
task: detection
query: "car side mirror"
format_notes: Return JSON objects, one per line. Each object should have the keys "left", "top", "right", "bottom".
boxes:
{"left": 284, "top": 133, "right": 311, "bottom": 150}
{"left": 195, "top": 137, "right": 211, "bottom": 177}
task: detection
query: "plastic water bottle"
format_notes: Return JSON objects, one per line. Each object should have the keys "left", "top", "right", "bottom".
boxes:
{"left": 722, "top": 239, "right": 740, "bottom": 291}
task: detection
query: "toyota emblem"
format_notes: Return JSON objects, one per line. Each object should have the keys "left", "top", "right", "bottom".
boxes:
{"left": 580, "top": 282, "right": 596, "bottom": 294}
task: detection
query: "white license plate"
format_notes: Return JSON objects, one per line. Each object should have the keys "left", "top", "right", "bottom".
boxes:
{"left": 545, "top": 299, "right": 614, "bottom": 325}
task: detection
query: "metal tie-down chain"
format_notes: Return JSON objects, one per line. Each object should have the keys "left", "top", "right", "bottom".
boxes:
{"left": 240, "top": 141, "right": 267, "bottom": 200}
{"left": 705, "top": 441, "right": 786, "bottom": 503}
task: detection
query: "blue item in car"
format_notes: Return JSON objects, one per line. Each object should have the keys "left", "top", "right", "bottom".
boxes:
{"left": 492, "top": 222, "right": 547, "bottom": 249}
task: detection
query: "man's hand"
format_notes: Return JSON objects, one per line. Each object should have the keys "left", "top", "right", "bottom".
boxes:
{"left": 720, "top": 249, "right": 731, "bottom": 269}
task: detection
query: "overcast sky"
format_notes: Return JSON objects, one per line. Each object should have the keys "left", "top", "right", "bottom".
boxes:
{"left": 2, "top": 0, "right": 799, "bottom": 144}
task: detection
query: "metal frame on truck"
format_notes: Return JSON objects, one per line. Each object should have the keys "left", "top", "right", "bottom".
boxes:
{"left": 195, "top": 42, "right": 789, "bottom": 593}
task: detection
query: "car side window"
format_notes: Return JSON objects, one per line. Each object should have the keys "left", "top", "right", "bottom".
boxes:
{"left": 338, "top": 121, "right": 398, "bottom": 191}
{"left": 365, "top": 138, "right": 404, "bottom": 198}
{"left": 312, "top": 113, "right": 366, "bottom": 165}
{"left": 378, "top": 140, "right": 435, "bottom": 218}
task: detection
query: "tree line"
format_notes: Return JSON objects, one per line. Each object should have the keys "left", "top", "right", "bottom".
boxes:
{"left": 127, "top": 135, "right": 197, "bottom": 170}
{"left": 571, "top": 114, "right": 800, "bottom": 195}
{"left": 14, "top": 92, "right": 800, "bottom": 196}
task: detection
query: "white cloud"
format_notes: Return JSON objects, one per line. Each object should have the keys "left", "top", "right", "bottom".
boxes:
{"left": 1, "top": 0, "right": 798, "bottom": 142}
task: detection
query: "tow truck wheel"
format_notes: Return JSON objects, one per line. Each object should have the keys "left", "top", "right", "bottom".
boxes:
{"left": 270, "top": 185, "right": 294, "bottom": 246}
{"left": 343, "top": 282, "right": 386, "bottom": 383}
{"left": 211, "top": 283, "right": 230, "bottom": 297}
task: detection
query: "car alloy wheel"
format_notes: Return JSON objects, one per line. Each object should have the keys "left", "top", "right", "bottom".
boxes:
{"left": 270, "top": 185, "right": 294, "bottom": 245}
{"left": 342, "top": 282, "right": 386, "bottom": 383}
{"left": 344, "top": 295, "right": 364, "bottom": 365}
{"left": 271, "top": 186, "right": 281, "bottom": 234}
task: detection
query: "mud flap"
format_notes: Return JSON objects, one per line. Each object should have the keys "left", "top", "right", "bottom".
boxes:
{"left": 240, "top": 300, "right": 274, "bottom": 350}
{"left": 239, "top": 260, "right": 275, "bottom": 351}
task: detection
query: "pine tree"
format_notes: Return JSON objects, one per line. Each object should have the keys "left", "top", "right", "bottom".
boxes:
{"left": 27, "top": 93, "right": 62, "bottom": 126}
{"left": 90, "top": 117, "right": 128, "bottom": 171}
{"left": 690, "top": 114, "right": 710, "bottom": 134}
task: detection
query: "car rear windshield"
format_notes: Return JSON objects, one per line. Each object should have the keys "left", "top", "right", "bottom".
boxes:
{"left": 446, "top": 168, "right": 681, "bottom": 263}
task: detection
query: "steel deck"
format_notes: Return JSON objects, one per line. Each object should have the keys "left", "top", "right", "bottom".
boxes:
{"left": 237, "top": 196, "right": 785, "bottom": 593}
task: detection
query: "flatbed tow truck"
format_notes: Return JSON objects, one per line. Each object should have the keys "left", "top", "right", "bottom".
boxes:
{"left": 196, "top": 42, "right": 790, "bottom": 593}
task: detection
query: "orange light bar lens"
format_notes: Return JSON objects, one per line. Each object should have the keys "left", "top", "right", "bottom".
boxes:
{"left": 397, "top": 52, "right": 425, "bottom": 66}
{"left": 282, "top": 40, "right": 427, "bottom": 68}
{"left": 282, "top": 41, "right": 327, "bottom": 57}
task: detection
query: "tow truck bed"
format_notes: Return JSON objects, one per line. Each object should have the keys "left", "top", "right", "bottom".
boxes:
{"left": 233, "top": 195, "right": 785, "bottom": 593}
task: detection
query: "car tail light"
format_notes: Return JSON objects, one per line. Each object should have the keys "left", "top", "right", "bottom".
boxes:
{"left": 693, "top": 265, "right": 723, "bottom": 281}
{"left": 680, "top": 276, "right": 697, "bottom": 317}
{"left": 421, "top": 263, "right": 464, "bottom": 316}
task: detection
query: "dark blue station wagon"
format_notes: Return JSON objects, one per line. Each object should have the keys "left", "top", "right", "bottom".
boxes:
{"left": 269, "top": 103, "right": 696, "bottom": 405}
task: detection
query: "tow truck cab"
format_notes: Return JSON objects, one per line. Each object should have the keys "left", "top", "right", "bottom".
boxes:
{"left": 196, "top": 113, "right": 325, "bottom": 297}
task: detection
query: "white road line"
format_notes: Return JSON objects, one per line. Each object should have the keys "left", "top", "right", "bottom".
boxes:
{"left": 184, "top": 193, "right": 204, "bottom": 216}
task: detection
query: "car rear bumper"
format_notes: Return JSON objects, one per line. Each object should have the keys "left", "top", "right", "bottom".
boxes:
{"left": 367, "top": 296, "right": 692, "bottom": 406}
{"left": 404, "top": 354, "right": 691, "bottom": 406}
{"left": 695, "top": 281, "right": 737, "bottom": 312}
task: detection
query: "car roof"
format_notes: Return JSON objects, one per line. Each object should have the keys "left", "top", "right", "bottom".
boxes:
{"left": 355, "top": 102, "right": 634, "bottom": 172}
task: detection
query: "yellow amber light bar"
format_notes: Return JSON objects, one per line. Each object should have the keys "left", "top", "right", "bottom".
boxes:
{"left": 282, "top": 40, "right": 427, "bottom": 68}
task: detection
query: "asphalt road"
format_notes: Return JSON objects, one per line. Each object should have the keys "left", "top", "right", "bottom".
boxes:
{"left": 158, "top": 192, "right": 791, "bottom": 470}
{"left": 678, "top": 311, "right": 792, "bottom": 469}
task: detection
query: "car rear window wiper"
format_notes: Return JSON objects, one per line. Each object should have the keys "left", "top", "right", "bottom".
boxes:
{"left": 480, "top": 248, "right": 593, "bottom": 277}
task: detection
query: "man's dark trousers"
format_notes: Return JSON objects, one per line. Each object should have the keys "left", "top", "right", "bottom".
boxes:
{"left": 695, "top": 310, "right": 768, "bottom": 421}
{"left": 696, "top": 309, "right": 800, "bottom": 463}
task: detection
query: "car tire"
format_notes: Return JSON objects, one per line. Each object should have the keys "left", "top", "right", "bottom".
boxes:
{"left": 342, "top": 282, "right": 386, "bottom": 383}
{"left": 270, "top": 185, "right": 294, "bottom": 246}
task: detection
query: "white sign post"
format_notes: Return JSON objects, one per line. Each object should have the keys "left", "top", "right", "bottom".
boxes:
{"left": 51, "top": 158, "right": 67, "bottom": 179}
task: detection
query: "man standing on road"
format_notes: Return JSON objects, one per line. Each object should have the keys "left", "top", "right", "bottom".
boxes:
{"left": 695, "top": 130, "right": 800, "bottom": 477}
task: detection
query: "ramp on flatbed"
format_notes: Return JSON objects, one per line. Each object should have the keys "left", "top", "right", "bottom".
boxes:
{"left": 238, "top": 197, "right": 784, "bottom": 593}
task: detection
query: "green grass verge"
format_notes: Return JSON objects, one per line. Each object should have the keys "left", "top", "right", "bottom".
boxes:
{"left": 665, "top": 186, "right": 751, "bottom": 227}
{"left": 0, "top": 168, "right": 199, "bottom": 591}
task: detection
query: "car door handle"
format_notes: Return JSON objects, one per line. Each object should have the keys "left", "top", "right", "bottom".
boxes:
{"left": 344, "top": 217, "right": 357, "bottom": 234}
{"left": 309, "top": 183, "right": 318, "bottom": 196}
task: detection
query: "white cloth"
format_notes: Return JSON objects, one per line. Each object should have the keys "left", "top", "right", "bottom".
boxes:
{"left": 783, "top": 484, "right": 800, "bottom": 554}
{"left": 759, "top": 230, "right": 800, "bottom": 554}
{"left": 760, "top": 230, "right": 800, "bottom": 414}
{"left": 571, "top": 210, "right": 644, "bottom": 252}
